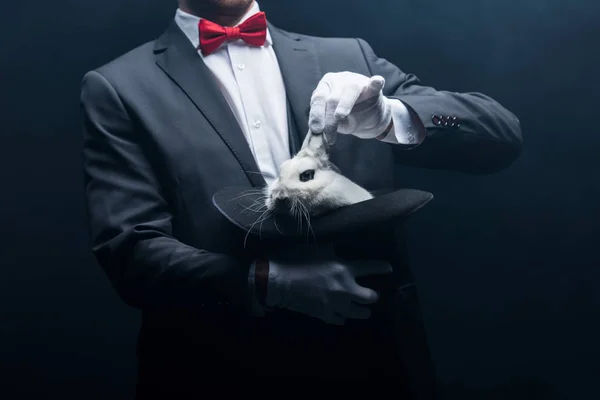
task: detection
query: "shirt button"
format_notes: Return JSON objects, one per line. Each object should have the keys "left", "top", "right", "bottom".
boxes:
{"left": 237, "top": 63, "right": 245, "bottom": 70}
{"left": 253, "top": 120, "right": 261, "bottom": 128}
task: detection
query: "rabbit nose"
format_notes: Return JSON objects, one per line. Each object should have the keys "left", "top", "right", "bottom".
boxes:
{"left": 273, "top": 197, "right": 292, "bottom": 214}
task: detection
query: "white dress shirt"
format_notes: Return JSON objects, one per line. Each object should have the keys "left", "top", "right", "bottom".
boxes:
{"left": 175, "top": 2, "right": 289, "bottom": 185}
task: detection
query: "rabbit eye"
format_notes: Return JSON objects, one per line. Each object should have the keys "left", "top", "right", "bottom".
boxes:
{"left": 299, "top": 169, "right": 315, "bottom": 182}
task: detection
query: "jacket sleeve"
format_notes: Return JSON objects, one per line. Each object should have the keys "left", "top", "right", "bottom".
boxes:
{"left": 357, "top": 38, "right": 523, "bottom": 174}
{"left": 81, "top": 70, "right": 253, "bottom": 313}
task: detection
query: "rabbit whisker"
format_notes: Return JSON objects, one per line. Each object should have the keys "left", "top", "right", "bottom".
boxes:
{"left": 299, "top": 200, "right": 317, "bottom": 246}
{"left": 257, "top": 209, "right": 272, "bottom": 240}
{"left": 244, "top": 208, "right": 272, "bottom": 248}
{"left": 292, "top": 198, "right": 302, "bottom": 232}
{"left": 231, "top": 189, "right": 264, "bottom": 201}
{"left": 272, "top": 215, "right": 283, "bottom": 234}
{"left": 239, "top": 195, "right": 269, "bottom": 215}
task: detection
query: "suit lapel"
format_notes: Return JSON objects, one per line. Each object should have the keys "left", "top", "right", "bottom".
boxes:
{"left": 269, "top": 23, "right": 323, "bottom": 145}
{"left": 153, "top": 21, "right": 266, "bottom": 188}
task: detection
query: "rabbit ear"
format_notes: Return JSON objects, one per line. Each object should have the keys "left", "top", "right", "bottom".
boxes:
{"left": 301, "top": 131, "right": 330, "bottom": 161}
{"left": 323, "top": 131, "right": 337, "bottom": 146}
{"left": 300, "top": 130, "right": 319, "bottom": 151}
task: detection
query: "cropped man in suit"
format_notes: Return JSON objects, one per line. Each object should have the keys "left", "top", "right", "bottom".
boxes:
{"left": 81, "top": 0, "right": 522, "bottom": 398}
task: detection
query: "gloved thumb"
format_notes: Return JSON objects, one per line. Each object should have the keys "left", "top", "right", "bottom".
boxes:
{"left": 356, "top": 75, "right": 385, "bottom": 104}
{"left": 366, "top": 75, "right": 385, "bottom": 95}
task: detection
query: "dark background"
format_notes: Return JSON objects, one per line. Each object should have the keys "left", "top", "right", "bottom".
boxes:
{"left": 1, "top": 0, "right": 598, "bottom": 398}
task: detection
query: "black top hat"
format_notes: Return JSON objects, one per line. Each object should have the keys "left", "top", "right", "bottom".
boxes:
{"left": 213, "top": 186, "right": 436, "bottom": 394}
{"left": 212, "top": 186, "right": 434, "bottom": 243}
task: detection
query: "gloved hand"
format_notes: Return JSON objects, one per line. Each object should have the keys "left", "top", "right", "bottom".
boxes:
{"left": 264, "top": 255, "right": 393, "bottom": 326}
{"left": 309, "top": 71, "right": 394, "bottom": 139}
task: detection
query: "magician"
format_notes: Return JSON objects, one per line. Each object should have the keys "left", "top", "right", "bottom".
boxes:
{"left": 80, "top": 0, "right": 523, "bottom": 398}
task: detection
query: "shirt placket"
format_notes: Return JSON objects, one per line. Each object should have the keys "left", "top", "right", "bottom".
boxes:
{"left": 228, "top": 45, "right": 276, "bottom": 182}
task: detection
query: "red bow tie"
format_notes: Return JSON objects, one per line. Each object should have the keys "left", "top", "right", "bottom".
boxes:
{"left": 198, "top": 12, "right": 268, "bottom": 56}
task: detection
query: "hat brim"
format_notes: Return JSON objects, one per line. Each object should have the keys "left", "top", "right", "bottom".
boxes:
{"left": 212, "top": 186, "right": 434, "bottom": 241}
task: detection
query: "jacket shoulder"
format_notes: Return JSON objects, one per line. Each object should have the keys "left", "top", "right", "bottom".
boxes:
{"left": 81, "top": 40, "right": 156, "bottom": 86}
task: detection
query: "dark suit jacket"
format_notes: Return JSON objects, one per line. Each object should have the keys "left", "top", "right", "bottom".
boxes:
{"left": 81, "top": 18, "right": 522, "bottom": 398}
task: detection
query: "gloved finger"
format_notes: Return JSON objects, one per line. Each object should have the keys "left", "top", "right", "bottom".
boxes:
{"left": 309, "top": 95, "right": 326, "bottom": 134}
{"left": 357, "top": 75, "right": 386, "bottom": 103}
{"left": 323, "top": 97, "right": 340, "bottom": 136}
{"left": 309, "top": 81, "right": 331, "bottom": 134}
{"left": 322, "top": 82, "right": 347, "bottom": 135}
{"left": 341, "top": 302, "right": 372, "bottom": 320}
{"left": 333, "top": 84, "right": 363, "bottom": 122}
{"left": 350, "top": 260, "right": 394, "bottom": 278}
{"left": 348, "top": 284, "right": 380, "bottom": 305}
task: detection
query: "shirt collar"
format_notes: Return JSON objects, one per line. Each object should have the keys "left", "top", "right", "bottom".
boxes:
{"left": 174, "top": 1, "right": 272, "bottom": 53}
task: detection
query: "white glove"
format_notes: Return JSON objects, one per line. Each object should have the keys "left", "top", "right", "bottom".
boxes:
{"left": 265, "top": 253, "right": 393, "bottom": 326}
{"left": 309, "top": 71, "right": 393, "bottom": 139}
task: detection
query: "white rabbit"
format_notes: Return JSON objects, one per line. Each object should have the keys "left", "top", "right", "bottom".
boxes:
{"left": 265, "top": 132, "right": 373, "bottom": 217}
